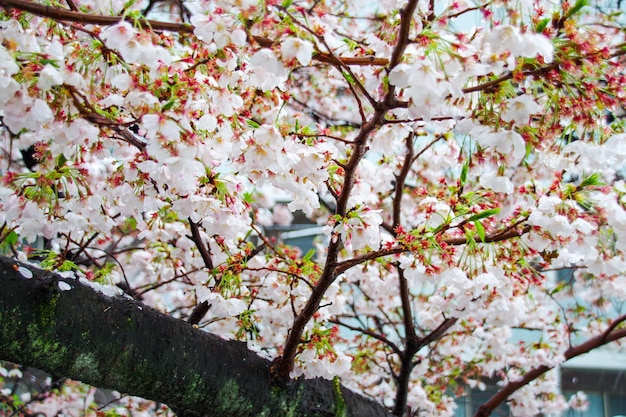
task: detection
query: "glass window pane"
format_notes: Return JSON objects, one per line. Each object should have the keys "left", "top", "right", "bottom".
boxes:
{"left": 453, "top": 395, "right": 467, "bottom": 417}
{"left": 607, "top": 393, "right": 626, "bottom": 416}
{"left": 470, "top": 387, "right": 509, "bottom": 417}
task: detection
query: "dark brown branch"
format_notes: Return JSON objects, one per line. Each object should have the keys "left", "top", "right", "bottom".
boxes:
{"left": 463, "top": 44, "right": 626, "bottom": 94}
{"left": 314, "top": 54, "right": 389, "bottom": 66}
{"left": 391, "top": 352, "right": 416, "bottom": 416}
{"left": 64, "top": 0, "right": 77, "bottom": 11}
{"left": 0, "top": 0, "right": 389, "bottom": 67}
{"left": 187, "top": 217, "right": 214, "bottom": 270}
{"left": 417, "top": 316, "right": 458, "bottom": 348}
{"left": 281, "top": 0, "right": 425, "bottom": 397}
{"left": 474, "top": 314, "right": 626, "bottom": 417}
{"left": 389, "top": 0, "right": 419, "bottom": 69}
{"left": 335, "top": 247, "right": 404, "bottom": 276}
{"left": 444, "top": 224, "right": 531, "bottom": 246}
{"left": 446, "top": 4, "right": 485, "bottom": 20}
{"left": 397, "top": 267, "right": 417, "bottom": 346}
{"left": 63, "top": 85, "right": 147, "bottom": 151}
{"left": 330, "top": 318, "right": 402, "bottom": 356}
{"left": 272, "top": 113, "right": 384, "bottom": 379}
{"left": 0, "top": 0, "right": 194, "bottom": 31}
{"left": 272, "top": 4, "right": 411, "bottom": 369}
{"left": 64, "top": 232, "right": 100, "bottom": 264}
{"left": 393, "top": 133, "right": 415, "bottom": 229}
{"left": 391, "top": 267, "right": 419, "bottom": 416}
{"left": 111, "top": 126, "right": 147, "bottom": 151}
{"left": 391, "top": 296, "right": 457, "bottom": 415}
{"left": 334, "top": 223, "right": 531, "bottom": 275}
{"left": 187, "top": 300, "right": 211, "bottom": 325}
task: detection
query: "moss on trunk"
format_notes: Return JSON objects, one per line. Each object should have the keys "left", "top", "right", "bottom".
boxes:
{"left": 0, "top": 256, "right": 392, "bottom": 417}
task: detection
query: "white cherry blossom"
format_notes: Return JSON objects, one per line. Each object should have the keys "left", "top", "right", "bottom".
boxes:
{"left": 281, "top": 38, "right": 314, "bottom": 66}
{"left": 502, "top": 94, "right": 542, "bottom": 124}
{"left": 1, "top": 1, "right": 625, "bottom": 416}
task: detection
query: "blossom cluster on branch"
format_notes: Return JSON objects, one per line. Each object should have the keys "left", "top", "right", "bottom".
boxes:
{"left": 1, "top": 0, "right": 626, "bottom": 415}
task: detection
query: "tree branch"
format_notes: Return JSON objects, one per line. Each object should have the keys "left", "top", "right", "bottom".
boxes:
{"left": 0, "top": 0, "right": 194, "bottom": 31}
{"left": 0, "top": 0, "right": 389, "bottom": 67}
{"left": 334, "top": 223, "right": 531, "bottom": 275}
{"left": 462, "top": 44, "right": 626, "bottom": 94}
{"left": 273, "top": 113, "right": 384, "bottom": 378}
{"left": 417, "top": 316, "right": 458, "bottom": 348}
{"left": 392, "top": 133, "right": 414, "bottom": 229}
{"left": 187, "top": 218, "right": 214, "bottom": 271}
{"left": 330, "top": 318, "right": 402, "bottom": 357}
{"left": 388, "top": 0, "right": 418, "bottom": 70}
{"left": 474, "top": 314, "right": 626, "bottom": 417}
{"left": 0, "top": 255, "right": 393, "bottom": 417}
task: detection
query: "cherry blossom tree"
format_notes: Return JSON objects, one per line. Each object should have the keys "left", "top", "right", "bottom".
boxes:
{"left": 1, "top": 0, "right": 626, "bottom": 416}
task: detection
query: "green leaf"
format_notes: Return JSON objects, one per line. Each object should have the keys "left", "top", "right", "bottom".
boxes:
{"left": 342, "top": 71, "right": 355, "bottom": 85}
{"left": 549, "top": 280, "right": 568, "bottom": 296}
{"left": 40, "top": 58, "right": 59, "bottom": 67}
{"left": 3, "top": 231, "right": 18, "bottom": 246}
{"left": 303, "top": 248, "right": 316, "bottom": 262}
{"left": 59, "top": 259, "right": 79, "bottom": 272}
{"left": 535, "top": 17, "right": 550, "bottom": 33}
{"left": 574, "top": 194, "right": 594, "bottom": 211}
{"left": 300, "top": 124, "right": 316, "bottom": 135}
{"left": 460, "top": 161, "right": 468, "bottom": 186}
{"left": 243, "top": 191, "right": 255, "bottom": 204}
{"left": 565, "top": 0, "right": 588, "bottom": 18}
{"left": 465, "top": 207, "right": 500, "bottom": 223}
{"left": 119, "top": 217, "right": 138, "bottom": 234}
{"left": 246, "top": 118, "right": 261, "bottom": 129}
{"left": 55, "top": 153, "right": 67, "bottom": 169}
{"left": 281, "top": 0, "right": 292, "bottom": 6}
{"left": 474, "top": 220, "right": 486, "bottom": 243}
{"left": 342, "top": 38, "right": 358, "bottom": 52}
{"left": 580, "top": 172, "right": 604, "bottom": 188}
{"left": 162, "top": 99, "right": 176, "bottom": 111}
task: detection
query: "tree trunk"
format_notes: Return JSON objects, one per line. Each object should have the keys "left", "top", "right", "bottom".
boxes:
{"left": 0, "top": 255, "right": 392, "bottom": 417}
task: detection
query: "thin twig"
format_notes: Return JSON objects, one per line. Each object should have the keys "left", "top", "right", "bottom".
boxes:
{"left": 474, "top": 315, "right": 626, "bottom": 417}
{"left": 187, "top": 217, "right": 214, "bottom": 270}
{"left": 0, "top": 0, "right": 390, "bottom": 67}
{"left": 330, "top": 318, "right": 402, "bottom": 357}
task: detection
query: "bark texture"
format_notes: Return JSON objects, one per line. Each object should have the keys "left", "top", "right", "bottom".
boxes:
{"left": 0, "top": 255, "right": 392, "bottom": 417}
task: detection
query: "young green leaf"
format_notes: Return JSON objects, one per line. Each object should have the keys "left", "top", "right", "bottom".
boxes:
{"left": 162, "top": 99, "right": 176, "bottom": 111}
{"left": 566, "top": 0, "right": 589, "bottom": 18}
{"left": 460, "top": 161, "right": 469, "bottom": 186}
{"left": 535, "top": 17, "right": 550, "bottom": 33}
{"left": 474, "top": 220, "right": 486, "bottom": 243}
{"left": 466, "top": 207, "right": 500, "bottom": 223}
{"left": 246, "top": 119, "right": 261, "bottom": 129}
{"left": 303, "top": 248, "right": 316, "bottom": 262}
{"left": 579, "top": 172, "right": 604, "bottom": 188}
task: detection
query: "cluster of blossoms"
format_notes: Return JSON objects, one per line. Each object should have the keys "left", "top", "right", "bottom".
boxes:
{"left": 1, "top": 0, "right": 626, "bottom": 416}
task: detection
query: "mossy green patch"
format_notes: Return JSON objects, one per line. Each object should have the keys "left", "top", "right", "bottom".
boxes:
{"left": 71, "top": 352, "right": 102, "bottom": 381}
{"left": 125, "top": 316, "right": 136, "bottom": 330}
{"left": 214, "top": 379, "right": 254, "bottom": 415}
{"left": 35, "top": 292, "right": 60, "bottom": 329}
{"left": 26, "top": 323, "right": 69, "bottom": 370}
{"left": 263, "top": 382, "right": 303, "bottom": 417}
{"left": 179, "top": 372, "right": 208, "bottom": 405}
